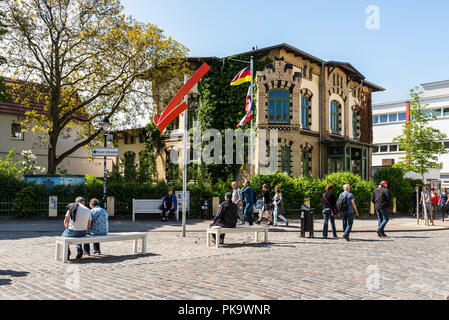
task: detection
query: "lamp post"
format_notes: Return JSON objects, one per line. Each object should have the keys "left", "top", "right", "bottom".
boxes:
{"left": 101, "top": 116, "right": 111, "bottom": 210}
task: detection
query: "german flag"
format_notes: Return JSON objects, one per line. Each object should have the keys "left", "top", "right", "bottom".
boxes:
{"left": 230, "top": 67, "right": 251, "bottom": 86}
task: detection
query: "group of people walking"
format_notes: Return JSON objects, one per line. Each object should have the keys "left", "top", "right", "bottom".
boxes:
{"left": 62, "top": 197, "right": 109, "bottom": 260}
{"left": 231, "top": 181, "right": 289, "bottom": 227}
{"left": 321, "top": 181, "right": 390, "bottom": 241}
{"left": 211, "top": 180, "right": 394, "bottom": 244}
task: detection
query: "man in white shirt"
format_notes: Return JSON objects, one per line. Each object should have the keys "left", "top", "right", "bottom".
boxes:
{"left": 61, "top": 197, "right": 92, "bottom": 260}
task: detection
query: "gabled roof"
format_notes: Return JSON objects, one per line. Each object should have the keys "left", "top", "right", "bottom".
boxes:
{"left": 188, "top": 43, "right": 385, "bottom": 92}
{"left": 232, "top": 43, "right": 324, "bottom": 65}
{"left": 0, "top": 78, "right": 89, "bottom": 119}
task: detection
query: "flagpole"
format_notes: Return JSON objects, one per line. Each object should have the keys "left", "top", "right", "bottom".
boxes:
{"left": 182, "top": 74, "right": 188, "bottom": 238}
{"left": 250, "top": 56, "right": 254, "bottom": 176}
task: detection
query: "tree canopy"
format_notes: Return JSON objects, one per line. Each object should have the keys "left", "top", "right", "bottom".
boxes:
{"left": 0, "top": 0, "right": 188, "bottom": 173}
{"left": 393, "top": 86, "right": 447, "bottom": 181}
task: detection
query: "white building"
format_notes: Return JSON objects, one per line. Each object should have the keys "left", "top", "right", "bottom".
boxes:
{"left": 372, "top": 80, "right": 449, "bottom": 188}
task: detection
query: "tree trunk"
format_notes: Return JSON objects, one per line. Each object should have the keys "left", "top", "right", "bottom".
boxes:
{"left": 47, "top": 146, "right": 57, "bottom": 174}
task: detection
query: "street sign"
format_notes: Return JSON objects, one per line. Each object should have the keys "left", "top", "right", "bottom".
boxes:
{"left": 91, "top": 148, "right": 119, "bottom": 157}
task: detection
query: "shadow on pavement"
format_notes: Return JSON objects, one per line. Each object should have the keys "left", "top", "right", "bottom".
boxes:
{"left": 69, "top": 252, "right": 160, "bottom": 264}
{"left": 0, "top": 279, "right": 12, "bottom": 286}
{"left": 0, "top": 270, "right": 29, "bottom": 277}
{"left": 0, "top": 269, "right": 29, "bottom": 287}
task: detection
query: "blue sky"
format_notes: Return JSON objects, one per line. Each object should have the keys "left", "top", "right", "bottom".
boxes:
{"left": 121, "top": 0, "right": 449, "bottom": 104}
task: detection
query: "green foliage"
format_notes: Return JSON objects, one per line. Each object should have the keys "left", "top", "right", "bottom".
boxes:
{"left": 251, "top": 172, "right": 300, "bottom": 210}
{"left": 393, "top": 87, "right": 447, "bottom": 180}
{"left": 144, "top": 122, "right": 168, "bottom": 181}
{"left": 197, "top": 55, "right": 272, "bottom": 183}
{"left": 0, "top": 0, "right": 8, "bottom": 102}
{"left": 250, "top": 172, "right": 376, "bottom": 215}
{"left": 0, "top": 149, "right": 21, "bottom": 178}
{"left": 13, "top": 184, "right": 47, "bottom": 218}
{"left": 373, "top": 167, "right": 418, "bottom": 213}
{"left": 295, "top": 176, "right": 326, "bottom": 212}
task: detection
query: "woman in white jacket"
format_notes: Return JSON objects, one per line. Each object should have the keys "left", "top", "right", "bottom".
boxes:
{"left": 272, "top": 186, "right": 289, "bottom": 227}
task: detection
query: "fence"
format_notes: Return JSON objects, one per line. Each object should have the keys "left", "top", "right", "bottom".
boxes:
{"left": 0, "top": 197, "right": 49, "bottom": 217}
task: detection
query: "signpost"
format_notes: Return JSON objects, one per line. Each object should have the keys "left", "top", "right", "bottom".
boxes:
{"left": 91, "top": 148, "right": 119, "bottom": 157}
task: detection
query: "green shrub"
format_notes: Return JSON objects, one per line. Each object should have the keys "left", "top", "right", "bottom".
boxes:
{"left": 294, "top": 176, "right": 326, "bottom": 212}
{"left": 13, "top": 184, "right": 47, "bottom": 218}
{"left": 251, "top": 173, "right": 301, "bottom": 210}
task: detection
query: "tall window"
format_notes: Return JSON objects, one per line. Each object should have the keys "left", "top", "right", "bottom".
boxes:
{"left": 281, "top": 147, "right": 291, "bottom": 175}
{"left": 352, "top": 111, "right": 359, "bottom": 139}
{"left": 268, "top": 89, "right": 290, "bottom": 124}
{"left": 301, "top": 95, "right": 311, "bottom": 129}
{"left": 330, "top": 101, "right": 341, "bottom": 134}
{"left": 302, "top": 150, "right": 310, "bottom": 177}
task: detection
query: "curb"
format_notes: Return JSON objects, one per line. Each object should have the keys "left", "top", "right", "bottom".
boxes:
{"left": 1, "top": 227, "right": 449, "bottom": 233}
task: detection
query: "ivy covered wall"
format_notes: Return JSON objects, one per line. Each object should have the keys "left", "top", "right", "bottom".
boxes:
{"left": 195, "top": 55, "right": 271, "bottom": 183}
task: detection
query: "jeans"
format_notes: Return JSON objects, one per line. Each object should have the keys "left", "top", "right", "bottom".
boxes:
{"left": 342, "top": 212, "right": 354, "bottom": 236}
{"left": 376, "top": 208, "right": 390, "bottom": 232}
{"left": 83, "top": 243, "right": 101, "bottom": 254}
{"left": 273, "top": 206, "right": 288, "bottom": 225}
{"left": 61, "top": 229, "right": 88, "bottom": 252}
{"left": 244, "top": 205, "right": 254, "bottom": 225}
{"left": 322, "top": 209, "right": 337, "bottom": 237}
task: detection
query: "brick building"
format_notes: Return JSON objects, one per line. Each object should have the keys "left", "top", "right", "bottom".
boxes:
{"left": 129, "top": 43, "right": 384, "bottom": 181}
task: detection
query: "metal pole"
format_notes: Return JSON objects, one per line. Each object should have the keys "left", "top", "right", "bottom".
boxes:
{"left": 250, "top": 56, "right": 254, "bottom": 176}
{"left": 103, "top": 132, "right": 107, "bottom": 210}
{"left": 416, "top": 186, "right": 420, "bottom": 225}
{"left": 182, "top": 74, "right": 188, "bottom": 237}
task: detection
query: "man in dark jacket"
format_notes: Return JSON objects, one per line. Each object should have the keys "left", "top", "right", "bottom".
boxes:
{"left": 372, "top": 181, "right": 392, "bottom": 238}
{"left": 210, "top": 193, "right": 239, "bottom": 244}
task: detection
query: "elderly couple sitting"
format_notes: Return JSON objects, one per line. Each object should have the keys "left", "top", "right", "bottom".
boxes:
{"left": 61, "top": 197, "right": 109, "bottom": 260}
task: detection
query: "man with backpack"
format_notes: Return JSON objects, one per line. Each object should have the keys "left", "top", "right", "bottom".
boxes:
{"left": 372, "top": 181, "right": 392, "bottom": 238}
{"left": 336, "top": 184, "right": 359, "bottom": 241}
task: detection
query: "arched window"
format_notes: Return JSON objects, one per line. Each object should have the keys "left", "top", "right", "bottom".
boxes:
{"left": 268, "top": 89, "right": 290, "bottom": 124}
{"left": 302, "top": 150, "right": 310, "bottom": 177}
{"left": 301, "top": 95, "right": 311, "bottom": 129}
{"left": 330, "top": 101, "right": 341, "bottom": 134}
{"left": 281, "top": 147, "right": 291, "bottom": 175}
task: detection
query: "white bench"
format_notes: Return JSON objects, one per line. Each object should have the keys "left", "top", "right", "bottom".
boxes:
{"left": 55, "top": 232, "right": 147, "bottom": 263}
{"left": 132, "top": 199, "right": 179, "bottom": 222}
{"left": 206, "top": 226, "right": 269, "bottom": 248}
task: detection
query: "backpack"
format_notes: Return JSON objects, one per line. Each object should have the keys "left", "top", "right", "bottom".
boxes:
{"left": 336, "top": 192, "right": 349, "bottom": 213}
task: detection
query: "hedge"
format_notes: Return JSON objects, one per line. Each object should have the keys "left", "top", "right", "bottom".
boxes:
{"left": 251, "top": 172, "right": 377, "bottom": 215}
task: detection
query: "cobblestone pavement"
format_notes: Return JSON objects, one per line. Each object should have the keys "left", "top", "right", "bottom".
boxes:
{"left": 1, "top": 228, "right": 449, "bottom": 300}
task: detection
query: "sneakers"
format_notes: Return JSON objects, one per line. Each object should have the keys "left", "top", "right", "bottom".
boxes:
{"left": 382, "top": 232, "right": 388, "bottom": 238}
{"left": 285, "top": 220, "right": 289, "bottom": 227}
{"left": 377, "top": 230, "right": 383, "bottom": 238}
{"left": 93, "top": 251, "right": 101, "bottom": 256}
{"left": 343, "top": 234, "right": 350, "bottom": 241}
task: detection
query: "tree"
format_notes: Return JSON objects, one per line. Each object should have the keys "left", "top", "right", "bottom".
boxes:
{"left": 0, "top": 0, "right": 9, "bottom": 102}
{"left": 0, "top": 0, "right": 187, "bottom": 173}
{"left": 393, "top": 86, "right": 447, "bottom": 182}
{"left": 145, "top": 122, "right": 167, "bottom": 181}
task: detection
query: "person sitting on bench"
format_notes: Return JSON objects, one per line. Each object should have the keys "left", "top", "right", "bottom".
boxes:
{"left": 62, "top": 197, "right": 92, "bottom": 260}
{"left": 161, "top": 189, "right": 177, "bottom": 222}
{"left": 210, "top": 192, "right": 239, "bottom": 245}
{"left": 83, "top": 198, "right": 109, "bottom": 256}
